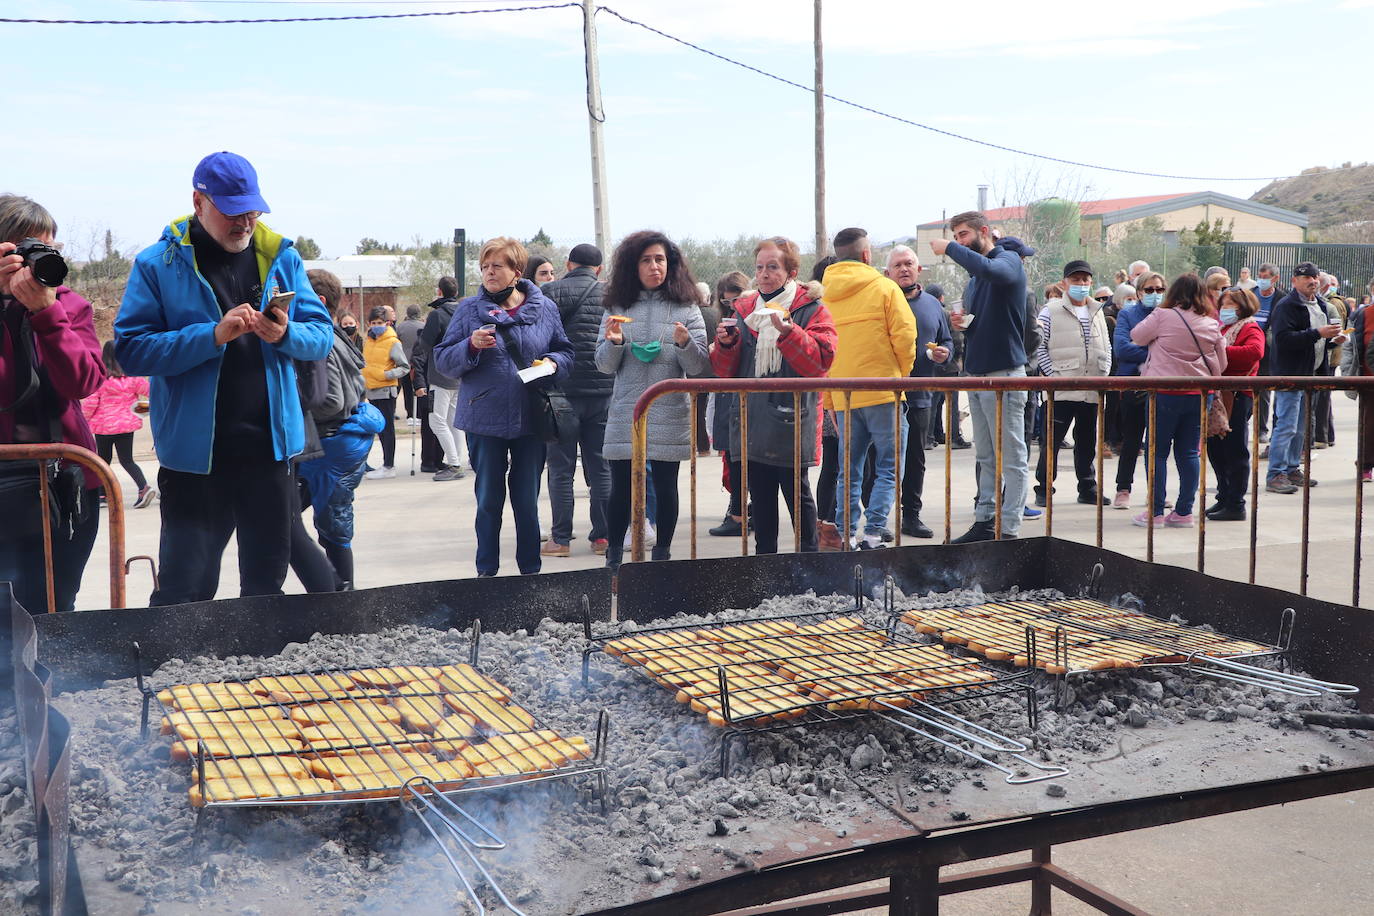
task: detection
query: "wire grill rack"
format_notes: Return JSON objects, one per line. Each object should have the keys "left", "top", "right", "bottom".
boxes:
{"left": 582, "top": 581, "right": 1064, "bottom": 783}
{"left": 136, "top": 623, "right": 607, "bottom": 809}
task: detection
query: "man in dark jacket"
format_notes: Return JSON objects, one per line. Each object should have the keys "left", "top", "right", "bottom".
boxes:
{"left": 931, "top": 210, "right": 1030, "bottom": 543}
{"left": 538, "top": 243, "right": 613, "bottom": 557}
{"left": 411, "top": 277, "right": 466, "bottom": 480}
{"left": 886, "top": 245, "right": 951, "bottom": 539}
{"left": 1266, "top": 262, "right": 1343, "bottom": 493}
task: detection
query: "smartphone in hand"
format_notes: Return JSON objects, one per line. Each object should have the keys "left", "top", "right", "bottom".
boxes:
{"left": 264, "top": 290, "right": 295, "bottom": 316}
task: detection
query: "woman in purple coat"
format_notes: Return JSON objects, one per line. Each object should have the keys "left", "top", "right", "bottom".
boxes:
{"left": 433, "top": 237, "right": 574, "bottom": 577}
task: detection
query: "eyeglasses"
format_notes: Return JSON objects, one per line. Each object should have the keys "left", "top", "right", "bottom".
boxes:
{"left": 1094, "top": 296, "right": 1110, "bottom": 303}
{"left": 221, "top": 210, "right": 261, "bottom": 224}
{"left": 1141, "top": 287, "right": 1166, "bottom": 293}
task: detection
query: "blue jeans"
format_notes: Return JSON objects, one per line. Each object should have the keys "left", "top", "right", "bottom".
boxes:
{"left": 835, "top": 403, "right": 907, "bottom": 538}
{"left": 470, "top": 433, "right": 547, "bottom": 576}
{"left": 546, "top": 395, "right": 612, "bottom": 545}
{"left": 1267, "top": 389, "right": 1307, "bottom": 479}
{"left": 967, "top": 367, "right": 1030, "bottom": 536}
{"left": 1148, "top": 394, "right": 1201, "bottom": 516}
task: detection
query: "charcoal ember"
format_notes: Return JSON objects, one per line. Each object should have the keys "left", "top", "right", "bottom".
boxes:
{"left": 949, "top": 811, "right": 970, "bottom": 821}
{"left": 1126, "top": 707, "right": 1149, "bottom": 728}
{"left": 848, "top": 735, "right": 887, "bottom": 771}
{"left": 646, "top": 868, "right": 664, "bottom": 883}
{"left": 638, "top": 845, "right": 664, "bottom": 868}
{"left": 707, "top": 818, "right": 729, "bottom": 837}
{"left": 714, "top": 802, "right": 743, "bottom": 819}
{"left": 686, "top": 865, "right": 702, "bottom": 880}
{"left": 1134, "top": 680, "right": 1165, "bottom": 703}
{"left": 1094, "top": 699, "right": 1117, "bottom": 717}
{"left": 1045, "top": 783, "right": 1067, "bottom": 798}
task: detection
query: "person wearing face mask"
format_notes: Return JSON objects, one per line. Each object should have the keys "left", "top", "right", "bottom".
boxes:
{"left": 1204, "top": 288, "right": 1264, "bottom": 521}
{"left": 1266, "top": 262, "right": 1344, "bottom": 494}
{"left": 337, "top": 313, "right": 362, "bottom": 352}
{"left": 360, "top": 306, "right": 409, "bottom": 480}
{"left": 433, "top": 237, "right": 574, "bottom": 577}
{"left": 1251, "top": 263, "right": 1284, "bottom": 444}
{"left": 1111, "top": 271, "right": 1166, "bottom": 510}
{"left": 711, "top": 236, "right": 836, "bottom": 554}
{"left": 1032, "top": 261, "right": 1113, "bottom": 508}
{"left": 596, "top": 230, "right": 709, "bottom": 570}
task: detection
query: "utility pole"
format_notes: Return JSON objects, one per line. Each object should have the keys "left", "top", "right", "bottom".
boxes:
{"left": 583, "top": 0, "right": 611, "bottom": 254}
{"left": 453, "top": 228, "right": 467, "bottom": 298}
{"left": 813, "top": 0, "right": 827, "bottom": 260}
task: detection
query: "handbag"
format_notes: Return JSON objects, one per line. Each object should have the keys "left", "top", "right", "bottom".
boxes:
{"left": 495, "top": 323, "right": 576, "bottom": 444}
{"left": 0, "top": 308, "right": 89, "bottom": 543}
{"left": 1172, "top": 310, "right": 1231, "bottom": 438}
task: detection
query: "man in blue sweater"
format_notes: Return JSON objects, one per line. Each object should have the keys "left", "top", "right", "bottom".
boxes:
{"left": 931, "top": 210, "right": 1029, "bottom": 542}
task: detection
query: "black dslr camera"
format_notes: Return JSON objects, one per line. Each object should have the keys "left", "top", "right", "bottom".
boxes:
{"left": 12, "top": 237, "right": 69, "bottom": 288}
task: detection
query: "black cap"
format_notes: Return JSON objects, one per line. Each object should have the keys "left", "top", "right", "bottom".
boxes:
{"left": 1293, "top": 261, "right": 1320, "bottom": 278}
{"left": 568, "top": 243, "right": 603, "bottom": 267}
{"left": 1063, "top": 259, "right": 1093, "bottom": 279}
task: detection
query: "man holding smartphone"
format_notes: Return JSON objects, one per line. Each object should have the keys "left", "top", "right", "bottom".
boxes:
{"left": 115, "top": 151, "right": 333, "bottom": 605}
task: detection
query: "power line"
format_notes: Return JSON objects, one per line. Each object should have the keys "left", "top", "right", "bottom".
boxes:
{"left": 594, "top": 6, "right": 1290, "bottom": 185}
{"left": 0, "top": 2, "right": 575, "bottom": 25}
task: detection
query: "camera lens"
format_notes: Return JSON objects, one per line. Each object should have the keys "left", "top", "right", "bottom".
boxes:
{"left": 14, "top": 238, "right": 69, "bottom": 288}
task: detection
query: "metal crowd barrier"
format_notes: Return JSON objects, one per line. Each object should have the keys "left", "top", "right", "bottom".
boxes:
{"left": 629, "top": 376, "right": 1374, "bottom": 606}
{"left": 0, "top": 443, "right": 127, "bottom": 613}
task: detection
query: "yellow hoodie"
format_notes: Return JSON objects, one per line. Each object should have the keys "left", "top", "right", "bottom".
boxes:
{"left": 820, "top": 260, "right": 917, "bottom": 410}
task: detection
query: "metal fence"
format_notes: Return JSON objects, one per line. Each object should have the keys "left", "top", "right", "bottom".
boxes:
{"left": 1223, "top": 242, "right": 1374, "bottom": 294}
{"left": 628, "top": 376, "right": 1374, "bottom": 606}
{"left": 0, "top": 443, "right": 127, "bottom": 612}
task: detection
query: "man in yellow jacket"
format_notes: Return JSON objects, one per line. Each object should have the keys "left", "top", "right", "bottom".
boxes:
{"left": 822, "top": 227, "right": 917, "bottom": 549}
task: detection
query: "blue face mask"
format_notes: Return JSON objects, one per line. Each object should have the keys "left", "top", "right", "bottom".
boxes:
{"left": 1219, "top": 308, "right": 1238, "bottom": 325}
{"left": 1067, "top": 284, "right": 1091, "bottom": 302}
{"left": 367, "top": 324, "right": 386, "bottom": 339}
{"left": 1256, "top": 278, "right": 1273, "bottom": 293}
{"left": 1141, "top": 293, "right": 1163, "bottom": 309}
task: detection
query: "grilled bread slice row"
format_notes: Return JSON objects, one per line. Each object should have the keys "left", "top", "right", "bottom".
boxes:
{"left": 171, "top": 735, "right": 304, "bottom": 761}
{"left": 157, "top": 682, "right": 265, "bottom": 712}
{"left": 288, "top": 700, "right": 404, "bottom": 728}
{"left": 442, "top": 692, "right": 536, "bottom": 734}
{"left": 190, "top": 775, "right": 339, "bottom": 807}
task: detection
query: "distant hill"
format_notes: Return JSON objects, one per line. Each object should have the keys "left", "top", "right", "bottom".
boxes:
{"left": 1250, "top": 163, "right": 1374, "bottom": 238}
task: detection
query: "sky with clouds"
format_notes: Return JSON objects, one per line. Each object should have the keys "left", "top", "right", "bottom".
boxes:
{"left": 6, "top": 0, "right": 1372, "bottom": 261}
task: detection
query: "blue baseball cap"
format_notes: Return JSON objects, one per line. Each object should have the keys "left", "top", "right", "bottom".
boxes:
{"left": 192, "top": 151, "right": 270, "bottom": 216}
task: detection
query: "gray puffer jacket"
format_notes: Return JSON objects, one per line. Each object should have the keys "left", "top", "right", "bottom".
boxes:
{"left": 595, "top": 290, "right": 709, "bottom": 461}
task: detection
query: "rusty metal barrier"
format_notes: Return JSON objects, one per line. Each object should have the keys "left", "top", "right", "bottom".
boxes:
{"left": 0, "top": 443, "right": 127, "bottom": 612}
{"left": 630, "top": 376, "right": 1374, "bottom": 605}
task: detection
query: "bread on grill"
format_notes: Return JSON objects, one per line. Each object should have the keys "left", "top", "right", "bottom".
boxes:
{"left": 171, "top": 735, "right": 303, "bottom": 761}
{"left": 190, "top": 775, "right": 338, "bottom": 807}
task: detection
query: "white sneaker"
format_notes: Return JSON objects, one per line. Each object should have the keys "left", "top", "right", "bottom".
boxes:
{"left": 623, "top": 522, "right": 657, "bottom": 550}
{"left": 407, "top": 417, "right": 420, "bottom": 427}
{"left": 364, "top": 466, "right": 396, "bottom": 480}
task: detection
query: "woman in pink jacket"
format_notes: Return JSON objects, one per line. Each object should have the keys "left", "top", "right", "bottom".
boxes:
{"left": 82, "top": 341, "right": 155, "bottom": 508}
{"left": 1129, "top": 273, "right": 1228, "bottom": 528}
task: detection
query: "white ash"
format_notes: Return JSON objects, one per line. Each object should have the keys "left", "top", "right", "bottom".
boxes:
{"left": 0, "top": 701, "right": 42, "bottom": 914}
{"left": 47, "top": 583, "right": 1365, "bottom": 915}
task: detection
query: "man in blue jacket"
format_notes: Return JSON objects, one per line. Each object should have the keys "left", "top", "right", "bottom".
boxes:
{"left": 931, "top": 210, "right": 1029, "bottom": 542}
{"left": 115, "top": 152, "right": 333, "bottom": 605}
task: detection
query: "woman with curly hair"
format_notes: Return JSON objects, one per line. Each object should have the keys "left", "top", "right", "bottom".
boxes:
{"left": 596, "top": 230, "right": 709, "bottom": 568}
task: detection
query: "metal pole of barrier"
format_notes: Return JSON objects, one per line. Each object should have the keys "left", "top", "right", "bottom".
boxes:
{"left": 1146, "top": 393, "right": 1157, "bottom": 563}
{"left": 994, "top": 392, "right": 1004, "bottom": 539}
{"left": 1249, "top": 390, "right": 1261, "bottom": 585}
{"left": 1096, "top": 391, "right": 1105, "bottom": 548}
{"left": 1198, "top": 394, "right": 1209, "bottom": 575}
{"left": 689, "top": 393, "right": 698, "bottom": 560}
{"left": 631, "top": 410, "right": 647, "bottom": 564}
{"left": 841, "top": 391, "right": 852, "bottom": 551}
{"left": 738, "top": 392, "right": 750, "bottom": 557}
{"left": 944, "top": 387, "right": 953, "bottom": 544}
{"left": 1044, "top": 396, "right": 1055, "bottom": 538}
{"left": 893, "top": 396, "right": 903, "bottom": 548}
{"left": 794, "top": 391, "right": 803, "bottom": 553}
{"left": 37, "top": 463, "right": 57, "bottom": 615}
{"left": 1356, "top": 392, "right": 1365, "bottom": 608}
{"left": 1300, "top": 388, "right": 1313, "bottom": 596}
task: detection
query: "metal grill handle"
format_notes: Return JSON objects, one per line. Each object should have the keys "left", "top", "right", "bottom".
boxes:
{"left": 874, "top": 702, "right": 1069, "bottom": 785}
{"left": 402, "top": 777, "right": 528, "bottom": 916}
{"left": 1185, "top": 653, "right": 1359, "bottom": 697}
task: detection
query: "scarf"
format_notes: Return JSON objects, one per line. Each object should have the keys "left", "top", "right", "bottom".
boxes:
{"left": 1223, "top": 315, "right": 1255, "bottom": 347}
{"left": 744, "top": 280, "right": 796, "bottom": 377}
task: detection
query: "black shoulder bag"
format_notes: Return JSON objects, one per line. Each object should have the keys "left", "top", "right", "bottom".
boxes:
{"left": 0, "top": 308, "right": 89, "bottom": 542}
{"left": 495, "top": 323, "right": 576, "bottom": 444}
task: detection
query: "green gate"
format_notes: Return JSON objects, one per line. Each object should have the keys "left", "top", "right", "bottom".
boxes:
{"left": 1223, "top": 242, "right": 1374, "bottom": 296}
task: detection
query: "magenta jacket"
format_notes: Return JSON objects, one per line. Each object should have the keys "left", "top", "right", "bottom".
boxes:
{"left": 1130, "top": 305, "right": 1228, "bottom": 395}
{"left": 1, "top": 289, "right": 106, "bottom": 486}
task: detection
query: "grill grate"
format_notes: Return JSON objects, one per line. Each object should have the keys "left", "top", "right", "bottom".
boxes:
{"left": 139, "top": 632, "right": 607, "bottom": 809}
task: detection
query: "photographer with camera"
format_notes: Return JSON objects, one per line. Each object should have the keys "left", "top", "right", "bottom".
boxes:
{"left": 0, "top": 194, "right": 106, "bottom": 614}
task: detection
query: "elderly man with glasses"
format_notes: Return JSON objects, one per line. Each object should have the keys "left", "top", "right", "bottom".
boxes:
{"left": 115, "top": 151, "right": 332, "bottom": 606}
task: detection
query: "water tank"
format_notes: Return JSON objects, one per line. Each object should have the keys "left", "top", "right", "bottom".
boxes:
{"left": 1026, "top": 197, "right": 1081, "bottom": 252}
